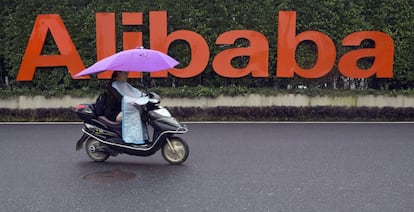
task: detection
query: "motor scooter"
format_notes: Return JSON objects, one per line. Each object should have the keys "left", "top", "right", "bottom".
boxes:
{"left": 74, "top": 92, "right": 189, "bottom": 165}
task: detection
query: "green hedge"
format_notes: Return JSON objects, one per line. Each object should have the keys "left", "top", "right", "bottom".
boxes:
{"left": 1, "top": 106, "right": 414, "bottom": 122}
{"left": 3, "top": 85, "right": 414, "bottom": 99}
{"left": 0, "top": 0, "right": 413, "bottom": 92}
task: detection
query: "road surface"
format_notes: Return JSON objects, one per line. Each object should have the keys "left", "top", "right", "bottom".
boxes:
{"left": 0, "top": 123, "right": 413, "bottom": 212}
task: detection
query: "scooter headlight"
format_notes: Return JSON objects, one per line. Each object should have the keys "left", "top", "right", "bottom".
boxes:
{"left": 149, "top": 98, "right": 160, "bottom": 104}
{"left": 154, "top": 108, "right": 171, "bottom": 117}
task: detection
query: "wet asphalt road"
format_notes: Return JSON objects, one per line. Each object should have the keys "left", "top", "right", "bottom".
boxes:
{"left": 0, "top": 122, "right": 414, "bottom": 212}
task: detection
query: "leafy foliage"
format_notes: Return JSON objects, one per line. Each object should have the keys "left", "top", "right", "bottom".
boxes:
{"left": 3, "top": 84, "right": 414, "bottom": 98}
{"left": 0, "top": 0, "right": 412, "bottom": 93}
{"left": 2, "top": 106, "right": 414, "bottom": 122}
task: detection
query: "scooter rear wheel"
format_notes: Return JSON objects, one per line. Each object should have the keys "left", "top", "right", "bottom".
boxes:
{"left": 85, "top": 138, "right": 110, "bottom": 162}
{"left": 162, "top": 137, "right": 189, "bottom": 165}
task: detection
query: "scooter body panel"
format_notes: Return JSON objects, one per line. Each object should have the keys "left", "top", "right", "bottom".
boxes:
{"left": 74, "top": 98, "right": 188, "bottom": 159}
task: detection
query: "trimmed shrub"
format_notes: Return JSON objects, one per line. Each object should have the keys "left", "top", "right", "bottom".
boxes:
{"left": 1, "top": 106, "right": 414, "bottom": 122}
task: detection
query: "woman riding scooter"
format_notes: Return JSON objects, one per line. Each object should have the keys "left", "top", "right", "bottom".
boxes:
{"left": 105, "top": 71, "right": 131, "bottom": 122}
{"left": 103, "top": 71, "right": 148, "bottom": 145}
{"left": 74, "top": 48, "right": 188, "bottom": 164}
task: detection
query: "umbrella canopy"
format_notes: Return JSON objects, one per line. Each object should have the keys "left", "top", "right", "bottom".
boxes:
{"left": 74, "top": 47, "right": 179, "bottom": 77}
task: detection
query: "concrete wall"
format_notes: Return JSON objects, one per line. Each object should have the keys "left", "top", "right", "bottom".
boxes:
{"left": 1, "top": 94, "right": 414, "bottom": 109}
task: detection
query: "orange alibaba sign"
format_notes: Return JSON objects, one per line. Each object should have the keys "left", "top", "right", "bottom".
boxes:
{"left": 17, "top": 11, "right": 394, "bottom": 81}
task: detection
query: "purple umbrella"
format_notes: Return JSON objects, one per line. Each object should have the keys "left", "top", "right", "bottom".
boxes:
{"left": 74, "top": 47, "right": 179, "bottom": 77}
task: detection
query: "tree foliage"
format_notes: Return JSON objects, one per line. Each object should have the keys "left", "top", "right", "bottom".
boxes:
{"left": 0, "top": 0, "right": 412, "bottom": 94}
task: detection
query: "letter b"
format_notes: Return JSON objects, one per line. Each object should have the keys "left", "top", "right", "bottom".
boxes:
{"left": 276, "top": 11, "right": 336, "bottom": 78}
{"left": 149, "top": 11, "right": 209, "bottom": 78}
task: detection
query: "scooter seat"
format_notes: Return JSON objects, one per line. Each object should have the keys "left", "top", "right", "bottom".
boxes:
{"left": 97, "top": 116, "right": 122, "bottom": 129}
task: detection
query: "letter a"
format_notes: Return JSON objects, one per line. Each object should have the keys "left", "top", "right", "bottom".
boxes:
{"left": 338, "top": 31, "right": 394, "bottom": 78}
{"left": 213, "top": 30, "right": 269, "bottom": 78}
{"left": 17, "top": 14, "right": 86, "bottom": 81}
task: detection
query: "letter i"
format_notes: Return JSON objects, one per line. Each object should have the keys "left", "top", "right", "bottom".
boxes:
{"left": 96, "top": 13, "right": 116, "bottom": 79}
{"left": 122, "top": 12, "right": 143, "bottom": 78}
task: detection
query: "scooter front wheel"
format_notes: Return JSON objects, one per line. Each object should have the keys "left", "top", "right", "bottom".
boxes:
{"left": 162, "top": 137, "right": 189, "bottom": 165}
{"left": 85, "top": 138, "right": 110, "bottom": 162}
